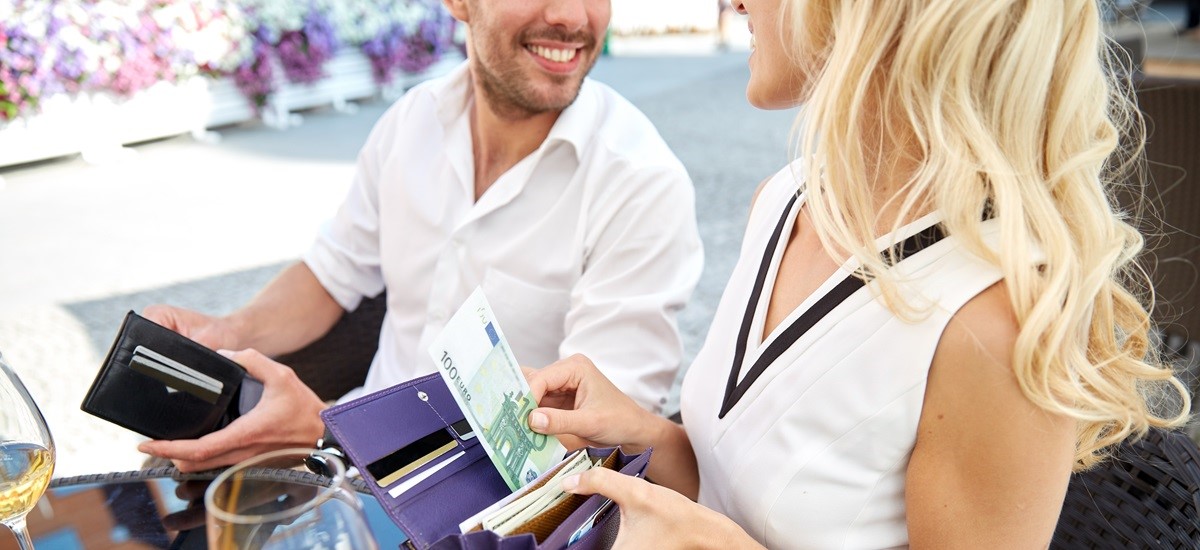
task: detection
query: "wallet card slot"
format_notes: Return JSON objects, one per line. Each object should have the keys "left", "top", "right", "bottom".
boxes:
{"left": 88, "top": 349, "right": 228, "bottom": 440}
{"left": 382, "top": 447, "right": 511, "bottom": 547}
{"left": 562, "top": 498, "right": 617, "bottom": 549}
{"left": 324, "top": 374, "right": 464, "bottom": 471}
{"left": 385, "top": 448, "right": 466, "bottom": 498}
{"left": 450, "top": 418, "right": 476, "bottom": 442}
{"left": 539, "top": 448, "right": 648, "bottom": 549}
{"left": 132, "top": 345, "right": 224, "bottom": 393}
{"left": 128, "top": 354, "right": 220, "bottom": 404}
{"left": 384, "top": 437, "right": 488, "bottom": 506}
{"left": 369, "top": 426, "right": 460, "bottom": 489}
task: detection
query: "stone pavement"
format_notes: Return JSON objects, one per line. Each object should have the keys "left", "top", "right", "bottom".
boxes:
{"left": 0, "top": 34, "right": 800, "bottom": 477}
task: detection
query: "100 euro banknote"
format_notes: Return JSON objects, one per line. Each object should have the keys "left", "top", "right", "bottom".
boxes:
{"left": 428, "top": 287, "right": 566, "bottom": 491}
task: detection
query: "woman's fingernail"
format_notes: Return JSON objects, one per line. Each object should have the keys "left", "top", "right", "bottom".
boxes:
{"left": 529, "top": 411, "right": 548, "bottom": 431}
{"left": 561, "top": 474, "right": 580, "bottom": 493}
{"left": 217, "top": 349, "right": 235, "bottom": 358}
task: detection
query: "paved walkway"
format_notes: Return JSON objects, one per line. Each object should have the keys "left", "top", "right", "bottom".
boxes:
{"left": 0, "top": 34, "right": 802, "bottom": 477}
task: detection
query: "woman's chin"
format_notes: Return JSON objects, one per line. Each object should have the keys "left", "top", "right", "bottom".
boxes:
{"left": 745, "top": 88, "right": 793, "bottom": 111}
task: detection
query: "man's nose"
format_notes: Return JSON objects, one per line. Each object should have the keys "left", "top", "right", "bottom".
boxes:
{"left": 545, "top": 0, "right": 588, "bottom": 33}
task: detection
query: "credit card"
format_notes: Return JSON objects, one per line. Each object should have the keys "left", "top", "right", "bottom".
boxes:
{"left": 568, "top": 498, "right": 614, "bottom": 546}
{"left": 132, "top": 345, "right": 224, "bottom": 393}
{"left": 451, "top": 419, "right": 475, "bottom": 441}
{"left": 388, "top": 450, "right": 466, "bottom": 498}
{"left": 129, "top": 355, "right": 221, "bottom": 404}
{"left": 368, "top": 427, "right": 458, "bottom": 488}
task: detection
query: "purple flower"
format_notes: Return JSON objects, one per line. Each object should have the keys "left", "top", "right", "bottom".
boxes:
{"left": 0, "top": 18, "right": 53, "bottom": 120}
{"left": 277, "top": 10, "right": 339, "bottom": 85}
{"left": 0, "top": 0, "right": 457, "bottom": 121}
{"left": 233, "top": 36, "right": 275, "bottom": 111}
{"left": 361, "top": 8, "right": 454, "bottom": 86}
{"left": 397, "top": 15, "right": 449, "bottom": 74}
{"left": 361, "top": 26, "right": 405, "bottom": 84}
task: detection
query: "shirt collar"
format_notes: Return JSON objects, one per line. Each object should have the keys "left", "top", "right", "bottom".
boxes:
{"left": 431, "top": 61, "right": 595, "bottom": 162}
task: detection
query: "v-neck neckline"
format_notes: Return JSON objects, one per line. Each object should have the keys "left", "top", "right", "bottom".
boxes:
{"left": 743, "top": 192, "right": 856, "bottom": 376}
{"left": 748, "top": 194, "right": 949, "bottom": 362}
{"left": 718, "top": 193, "right": 947, "bottom": 419}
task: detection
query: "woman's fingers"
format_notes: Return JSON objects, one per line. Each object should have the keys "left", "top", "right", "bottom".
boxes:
{"left": 529, "top": 406, "right": 597, "bottom": 439}
{"left": 526, "top": 354, "right": 593, "bottom": 402}
{"left": 561, "top": 467, "right": 649, "bottom": 509}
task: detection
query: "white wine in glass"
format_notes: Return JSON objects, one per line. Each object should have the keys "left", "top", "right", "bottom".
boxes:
{"left": 0, "top": 351, "right": 56, "bottom": 550}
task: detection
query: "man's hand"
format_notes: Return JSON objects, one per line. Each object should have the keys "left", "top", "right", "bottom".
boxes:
{"left": 142, "top": 304, "right": 240, "bottom": 351}
{"left": 137, "top": 349, "right": 326, "bottom": 473}
{"left": 160, "top": 479, "right": 212, "bottom": 532}
{"left": 560, "top": 467, "right": 762, "bottom": 550}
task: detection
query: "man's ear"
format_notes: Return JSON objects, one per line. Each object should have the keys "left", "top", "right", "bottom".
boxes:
{"left": 443, "top": 0, "right": 469, "bottom": 23}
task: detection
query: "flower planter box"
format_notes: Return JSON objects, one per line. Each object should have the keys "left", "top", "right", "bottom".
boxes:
{"left": 261, "top": 50, "right": 379, "bottom": 128}
{"left": 0, "top": 79, "right": 210, "bottom": 168}
{"left": 386, "top": 55, "right": 464, "bottom": 98}
{"left": 0, "top": 51, "right": 463, "bottom": 169}
{"left": 205, "top": 77, "right": 259, "bottom": 129}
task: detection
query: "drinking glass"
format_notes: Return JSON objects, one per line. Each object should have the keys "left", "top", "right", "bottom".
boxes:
{"left": 205, "top": 448, "right": 378, "bottom": 550}
{"left": 0, "top": 351, "right": 56, "bottom": 550}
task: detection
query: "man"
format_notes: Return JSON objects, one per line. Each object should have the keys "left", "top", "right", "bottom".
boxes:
{"left": 137, "top": 0, "right": 703, "bottom": 472}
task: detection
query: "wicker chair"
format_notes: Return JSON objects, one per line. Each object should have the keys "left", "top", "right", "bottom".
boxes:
{"left": 1050, "top": 331, "right": 1200, "bottom": 549}
{"left": 1051, "top": 428, "right": 1200, "bottom": 548}
{"left": 1132, "top": 75, "right": 1200, "bottom": 342}
{"left": 274, "top": 293, "right": 387, "bottom": 401}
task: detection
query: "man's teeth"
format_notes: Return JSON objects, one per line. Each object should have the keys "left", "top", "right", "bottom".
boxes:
{"left": 528, "top": 45, "right": 578, "bottom": 63}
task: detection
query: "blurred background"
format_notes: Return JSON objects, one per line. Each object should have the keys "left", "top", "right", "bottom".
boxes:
{"left": 0, "top": 0, "right": 1197, "bottom": 483}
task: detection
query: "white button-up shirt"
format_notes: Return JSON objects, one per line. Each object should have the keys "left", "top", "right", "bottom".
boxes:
{"left": 304, "top": 63, "right": 703, "bottom": 411}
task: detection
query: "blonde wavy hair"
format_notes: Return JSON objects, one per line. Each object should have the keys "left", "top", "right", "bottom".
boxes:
{"left": 781, "top": 0, "right": 1190, "bottom": 469}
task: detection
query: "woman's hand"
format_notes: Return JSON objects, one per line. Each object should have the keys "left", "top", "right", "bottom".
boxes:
{"left": 526, "top": 354, "right": 703, "bottom": 498}
{"left": 560, "top": 467, "right": 763, "bottom": 549}
{"left": 524, "top": 354, "right": 666, "bottom": 452}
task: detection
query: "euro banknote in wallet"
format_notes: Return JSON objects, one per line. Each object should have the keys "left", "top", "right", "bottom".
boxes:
{"left": 428, "top": 287, "right": 567, "bottom": 491}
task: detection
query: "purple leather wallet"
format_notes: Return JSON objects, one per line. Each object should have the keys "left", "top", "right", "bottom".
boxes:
{"left": 320, "top": 373, "right": 650, "bottom": 550}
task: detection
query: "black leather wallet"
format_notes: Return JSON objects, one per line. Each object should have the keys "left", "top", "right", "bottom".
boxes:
{"left": 81, "top": 311, "right": 263, "bottom": 440}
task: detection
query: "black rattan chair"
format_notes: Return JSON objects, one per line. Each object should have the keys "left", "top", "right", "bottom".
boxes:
{"left": 274, "top": 292, "right": 387, "bottom": 401}
{"left": 1051, "top": 428, "right": 1200, "bottom": 549}
{"left": 1133, "top": 76, "right": 1200, "bottom": 342}
{"left": 1050, "top": 331, "right": 1200, "bottom": 549}
{"left": 1161, "top": 330, "right": 1200, "bottom": 445}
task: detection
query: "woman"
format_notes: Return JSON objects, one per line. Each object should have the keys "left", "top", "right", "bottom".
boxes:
{"left": 524, "top": 0, "right": 1192, "bottom": 548}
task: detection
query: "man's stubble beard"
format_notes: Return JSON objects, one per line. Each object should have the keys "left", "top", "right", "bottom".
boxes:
{"left": 471, "top": 32, "right": 599, "bottom": 120}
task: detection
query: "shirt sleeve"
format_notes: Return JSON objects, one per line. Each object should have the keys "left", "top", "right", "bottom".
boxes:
{"left": 559, "top": 162, "right": 704, "bottom": 413}
{"left": 303, "top": 100, "right": 410, "bottom": 312}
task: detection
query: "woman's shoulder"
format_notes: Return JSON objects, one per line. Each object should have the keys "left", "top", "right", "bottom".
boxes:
{"left": 748, "top": 159, "right": 807, "bottom": 218}
{"left": 936, "top": 281, "right": 1020, "bottom": 370}
{"left": 908, "top": 279, "right": 1075, "bottom": 545}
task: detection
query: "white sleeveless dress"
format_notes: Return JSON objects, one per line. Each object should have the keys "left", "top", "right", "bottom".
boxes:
{"left": 680, "top": 164, "right": 1007, "bottom": 549}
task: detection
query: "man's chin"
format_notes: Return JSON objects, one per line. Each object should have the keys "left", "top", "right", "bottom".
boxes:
{"left": 474, "top": 56, "right": 589, "bottom": 117}
{"left": 530, "top": 91, "right": 583, "bottom": 114}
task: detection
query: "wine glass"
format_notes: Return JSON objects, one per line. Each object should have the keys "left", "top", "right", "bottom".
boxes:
{"left": 0, "top": 351, "right": 56, "bottom": 550}
{"left": 205, "top": 448, "right": 378, "bottom": 550}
